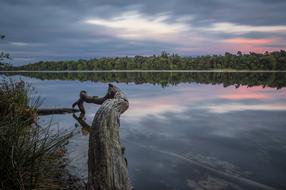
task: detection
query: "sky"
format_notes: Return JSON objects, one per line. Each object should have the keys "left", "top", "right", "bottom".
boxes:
{"left": 1, "top": 0, "right": 286, "bottom": 65}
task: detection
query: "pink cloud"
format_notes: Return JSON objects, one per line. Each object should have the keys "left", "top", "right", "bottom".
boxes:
{"left": 218, "top": 86, "right": 286, "bottom": 100}
{"left": 220, "top": 93, "right": 270, "bottom": 100}
{"left": 219, "top": 86, "right": 266, "bottom": 100}
{"left": 224, "top": 38, "right": 273, "bottom": 45}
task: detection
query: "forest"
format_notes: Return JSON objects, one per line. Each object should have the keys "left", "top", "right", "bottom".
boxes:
{"left": 2, "top": 50, "right": 286, "bottom": 71}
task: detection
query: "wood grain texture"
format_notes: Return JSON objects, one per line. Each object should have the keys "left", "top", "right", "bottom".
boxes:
{"left": 74, "top": 84, "right": 132, "bottom": 190}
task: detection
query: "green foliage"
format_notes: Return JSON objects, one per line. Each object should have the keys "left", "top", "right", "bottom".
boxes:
{"left": 3, "top": 71, "right": 286, "bottom": 89}
{"left": 0, "top": 35, "right": 12, "bottom": 69}
{"left": 11, "top": 50, "right": 286, "bottom": 71}
{"left": 0, "top": 79, "right": 73, "bottom": 190}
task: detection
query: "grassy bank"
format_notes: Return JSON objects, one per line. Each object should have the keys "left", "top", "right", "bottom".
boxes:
{"left": 0, "top": 79, "right": 82, "bottom": 189}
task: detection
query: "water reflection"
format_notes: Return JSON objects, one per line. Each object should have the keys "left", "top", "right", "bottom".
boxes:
{"left": 1, "top": 72, "right": 286, "bottom": 189}
{"left": 2, "top": 71, "right": 286, "bottom": 89}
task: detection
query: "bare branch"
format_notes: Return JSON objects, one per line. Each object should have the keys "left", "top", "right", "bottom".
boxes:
{"left": 73, "top": 84, "right": 132, "bottom": 190}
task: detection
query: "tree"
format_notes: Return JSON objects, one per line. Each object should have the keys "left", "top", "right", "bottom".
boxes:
{"left": 12, "top": 50, "right": 286, "bottom": 71}
{"left": 0, "top": 35, "right": 12, "bottom": 69}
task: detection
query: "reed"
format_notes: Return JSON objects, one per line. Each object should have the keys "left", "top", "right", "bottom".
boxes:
{"left": 0, "top": 79, "right": 74, "bottom": 190}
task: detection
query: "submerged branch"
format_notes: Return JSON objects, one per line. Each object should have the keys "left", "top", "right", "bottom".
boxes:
{"left": 37, "top": 108, "right": 80, "bottom": 115}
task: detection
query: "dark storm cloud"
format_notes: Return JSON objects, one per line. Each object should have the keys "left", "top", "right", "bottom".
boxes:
{"left": 0, "top": 0, "right": 285, "bottom": 65}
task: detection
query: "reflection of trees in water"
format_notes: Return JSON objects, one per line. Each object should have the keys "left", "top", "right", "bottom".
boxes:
{"left": 2, "top": 72, "right": 286, "bottom": 89}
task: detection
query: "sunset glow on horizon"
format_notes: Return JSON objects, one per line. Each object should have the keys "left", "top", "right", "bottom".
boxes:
{"left": 224, "top": 38, "right": 273, "bottom": 45}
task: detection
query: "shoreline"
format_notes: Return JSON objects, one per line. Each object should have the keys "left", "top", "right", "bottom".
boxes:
{"left": 1, "top": 70, "right": 286, "bottom": 73}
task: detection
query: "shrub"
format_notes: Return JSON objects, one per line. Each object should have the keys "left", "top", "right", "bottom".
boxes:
{"left": 0, "top": 79, "right": 73, "bottom": 190}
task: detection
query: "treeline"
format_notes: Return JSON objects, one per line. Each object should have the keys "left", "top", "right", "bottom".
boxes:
{"left": 4, "top": 50, "right": 286, "bottom": 71}
{"left": 3, "top": 71, "right": 286, "bottom": 89}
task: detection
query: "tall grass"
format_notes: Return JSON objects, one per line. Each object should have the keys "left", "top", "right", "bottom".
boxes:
{"left": 0, "top": 79, "right": 74, "bottom": 190}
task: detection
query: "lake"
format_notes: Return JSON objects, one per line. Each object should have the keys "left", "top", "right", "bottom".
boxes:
{"left": 1, "top": 71, "right": 286, "bottom": 190}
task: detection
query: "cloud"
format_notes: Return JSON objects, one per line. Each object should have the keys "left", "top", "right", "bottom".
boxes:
{"left": 1, "top": 0, "right": 286, "bottom": 65}
{"left": 84, "top": 11, "right": 190, "bottom": 42}
{"left": 206, "top": 22, "right": 286, "bottom": 34}
{"left": 220, "top": 92, "right": 270, "bottom": 100}
{"left": 10, "top": 42, "right": 29, "bottom": 46}
{"left": 223, "top": 38, "right": 273, "bottom": 45}
{"left": 205, "top": 103, "right": 286, "bottom": 113}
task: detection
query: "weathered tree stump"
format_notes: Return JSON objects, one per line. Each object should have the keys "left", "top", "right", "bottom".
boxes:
{"left": 73, "top": 84, "right": 132, "bottom": 190}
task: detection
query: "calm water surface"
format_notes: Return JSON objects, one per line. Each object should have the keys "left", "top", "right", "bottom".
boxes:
{"left": 2, "top": 72, "right": 286, "bottom": 190}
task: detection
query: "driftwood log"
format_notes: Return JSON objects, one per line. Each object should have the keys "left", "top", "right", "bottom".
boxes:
{"left": 37, "top": 108, "right": 79, "bottom": 115}
{"left": 73, "top": 84, "right": 132, "bottom": 190}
